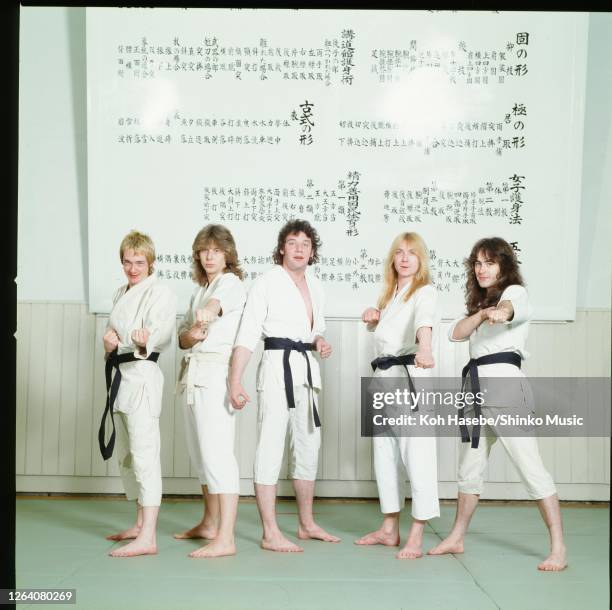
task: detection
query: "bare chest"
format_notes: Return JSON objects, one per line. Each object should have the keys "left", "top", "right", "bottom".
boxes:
{"left": 295, "top": 280, "right": 314, "bottom": 330}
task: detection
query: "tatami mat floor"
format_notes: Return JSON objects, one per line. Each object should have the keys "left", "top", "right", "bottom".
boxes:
{"left": 16, "top": 497, "right": 609, "bottom": 610}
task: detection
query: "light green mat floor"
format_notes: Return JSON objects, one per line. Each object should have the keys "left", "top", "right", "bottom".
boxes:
{"left": 16, "top": 498, "right": 609, "bottom": 610}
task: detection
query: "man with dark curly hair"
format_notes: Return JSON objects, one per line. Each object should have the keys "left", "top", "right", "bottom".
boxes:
{"left": 428, "top": 237, "right": 567, "bottom": 571}
{"left": 229, "top": 219, "right": 340, "bottom": 552}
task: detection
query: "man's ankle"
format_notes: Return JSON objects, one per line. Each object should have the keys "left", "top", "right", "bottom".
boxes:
{"left": 262, "top": 526, "right": 282, "bottom": 539}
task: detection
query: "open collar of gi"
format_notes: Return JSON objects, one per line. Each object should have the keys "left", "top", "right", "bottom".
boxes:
{"left": 278, "top": 265, "right": 317, "bottom": 333}
{"left": 377, "top": 279, "right": 413, "bottom": 328}
{"left": 392, "top": 279, "right": 412, "bottom": 303}
{"left": 202, "top": 272, "right": 224, "bottom": 300}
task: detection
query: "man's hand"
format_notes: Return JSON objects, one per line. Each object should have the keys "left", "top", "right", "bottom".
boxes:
{"left": 361, "top": 307, "right": 380, "bottom": 324}
{"left": 229, "top": 380, "right": 250, "bottom": 410}
{"left": 415, "top": 349, "right": 435, "bottom": 369}
{"left": 187, "top": 321, "right": 208, "bottom": 344}
{"left": 131, "top": 328, "right": 150, "bottom": 347}
{"left": 103, "top": 328, "right": 120, "bottom": 353}
{"left": 178, "top": 310, "right": 209, "bottom": 350}
{"left": 484, "top": 306, "right": 510, "bottom": 325}
{"left": 197, "top": 308, "right": 217, "bottom": 324}
{"left": 314, "top": 336, "right": 332, "bottom": 359}
{"left": 415, "top": 326, "right": 434, "bottom": 368}
{"left": 228, "top": 346, "right": 253, "bottom": 409}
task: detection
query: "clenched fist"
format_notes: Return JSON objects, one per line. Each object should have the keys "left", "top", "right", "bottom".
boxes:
{"left": 131, "top": 328, "right": 150, "bottom": 348}
{"left": 103, "top": 328, "right": 120, "bottom": 353}
{"left": 361, "top": 307, "right": 381, "bottom": 324}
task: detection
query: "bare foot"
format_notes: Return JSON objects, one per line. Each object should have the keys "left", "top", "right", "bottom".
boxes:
{"left": 537, "top": 548, "right": 567, "bottom": 571}
{"left": 396, "top": 542, "right": 423, "bottom": 559}
{"left": 109, "top": 537, "right": 157, "bottom": 557}
{"left": 189, "top": 539, "right": 237, "bottom": 558}
{"left": 106, "top": 525, "right": 141, "bottom": 541}
{"left": 173, "top": 523, "right": 218, "bottom": 540}
{"left": 428, "top": 537, "right": 464, "bottom": 555}
{"left": 354, "top": 529, "right": 400, "bottom": 546}
{"left": 298, "top": 524, "right": 341, "bottom": 543}
{"left": 261, "top": 533, "right": 303, "bottom": 553}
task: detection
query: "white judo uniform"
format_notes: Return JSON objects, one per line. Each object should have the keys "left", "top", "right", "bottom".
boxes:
{"left": 107, "top": 273, "right": 177, "bottom": 507}
{"left": 177, "top": 272, "right": 246, "bottom": 494}
{"left": 450, "top": 284, "right": 556, "bottom": 499}
{"left": 234, "top": 265, "right": 325, "bottom": 485}
{"left": 370, "top": 282, "right": 440, "bottom": 520}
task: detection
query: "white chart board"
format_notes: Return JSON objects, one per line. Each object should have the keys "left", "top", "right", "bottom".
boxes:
{"left": 87, "top": 8, "right": 588, "bottom": 318}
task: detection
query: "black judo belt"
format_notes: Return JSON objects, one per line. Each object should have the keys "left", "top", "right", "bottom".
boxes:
{"left": 459, "top": 351, "right": 522, "bottom": 449}
{"left": 98, "top": 349, "right": 160, "bottom": 460}
{"left": 371, "top": 354, "right": 419, "bottom": 412}
{"left": 263, "top": 337, "right": 321, "bottom": 428}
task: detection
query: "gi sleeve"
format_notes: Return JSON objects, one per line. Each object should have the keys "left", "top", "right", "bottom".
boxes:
{"left": 448, "top": 318, "right": 469, "bottom": 342}
{"left": 499, "top": 284, "right": 530, "bottom": 324}
{"left": 207, "top": 273, "right": 246, "bottom": 316}
{"left": 104, "top": 286, "right": 126, "bottom": 358}
{"left": 233, "top": 275, "right": 268, "bottom": 352}
{"left": 106, "top": 286, "right": 125, "bottom": 334}
{"left": 313, "top": 278, "right": 326, "bottom": 337}
{"left": 177, "top": 289, "right": 196, "bottom": 337}
{"left": 137, "top": 284, "right": 178, "bottom": 358}
{"left": 414, "top": 285, "right": 437, "bottom": 334}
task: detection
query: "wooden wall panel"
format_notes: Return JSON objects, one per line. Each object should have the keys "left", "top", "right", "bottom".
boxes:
{"left": 15, "top": 303, "right": 610, "bottom": 500}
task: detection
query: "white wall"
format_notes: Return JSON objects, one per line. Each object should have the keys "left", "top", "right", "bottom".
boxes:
{"left": 577, "top": 13, "right": 612, "bottom": 309}
{"left": 18, "top": 7, "right": 87, "bottom": 302}
{"left": 18, "top": 8, "right": 612, "bottom": 309}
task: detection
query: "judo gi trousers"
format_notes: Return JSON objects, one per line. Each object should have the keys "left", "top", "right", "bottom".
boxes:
{"left": 456, "top": 360, "right": 556, "bottom": 500}
{"left": 457, "top": 423, "right": 557, "bottom": 499}
{"left": 371, "top": 363, "right": 439, "bottom": 520}
{"left": 115, "top": 401, "right": 162, "bottom": 507}
{"left": 373, "top": 435, "right": 440, "bottom": 520}
{"left": 254, "top": 384, "right": 320, "bottom": 485}
{"left": 182, "top": 376, "right": 240, "bottom": 495}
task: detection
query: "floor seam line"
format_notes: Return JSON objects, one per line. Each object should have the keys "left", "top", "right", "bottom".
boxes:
{"left": 429, "top": 522, "right": 501, "bottom": 610}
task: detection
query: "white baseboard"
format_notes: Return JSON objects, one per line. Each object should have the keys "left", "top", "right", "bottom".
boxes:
{"left": 16, "top": 475, "right": 610, "bottom": 502}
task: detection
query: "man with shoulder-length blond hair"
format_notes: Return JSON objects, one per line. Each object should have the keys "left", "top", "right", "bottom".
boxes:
{"left": 99, "top": 230, "right": 176, "bottom": 557}
{"left": 229, "top": 219, "right": 340, "bottom": 552}
{"left": 355, "top": 232, "right": 440, "bottom": 560}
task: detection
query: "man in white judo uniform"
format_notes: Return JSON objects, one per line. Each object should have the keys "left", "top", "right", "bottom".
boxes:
{"left": 174, "top": 224, "right": 246, "bottom": 558}
{"left": 355, "top": 232, "right": 440, "bottom": 559}
{"left": 229, "top": 219, "right": 339, "bottom": 552}
{"left": 100, "top": 230, "right": 177, "bottom": 557}
{"left": 428, "top": 237, "right": 567, "bottom": 571}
